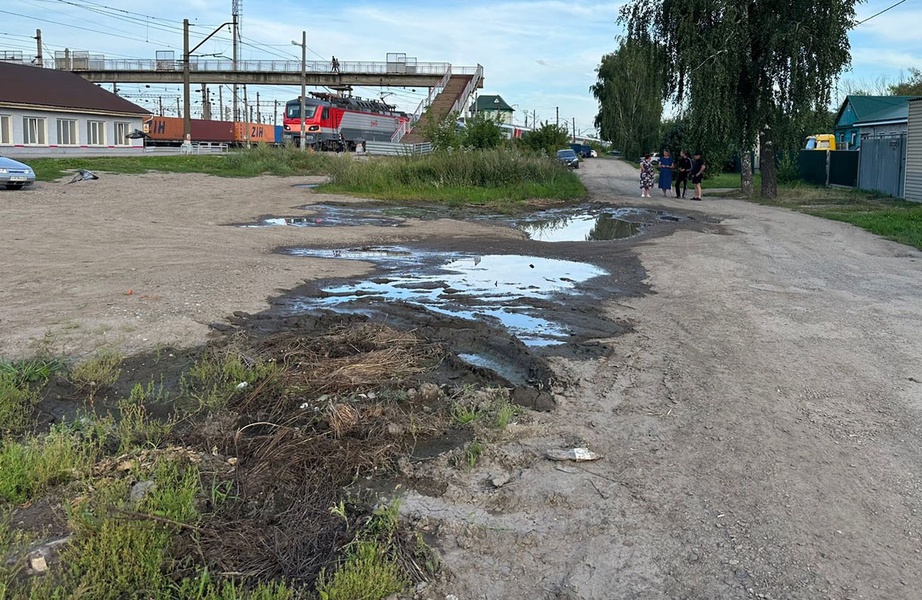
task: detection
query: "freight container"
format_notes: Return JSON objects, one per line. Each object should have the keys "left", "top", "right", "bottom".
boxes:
{"left": 233, "top": 122, "right": 277, "bottom": 144}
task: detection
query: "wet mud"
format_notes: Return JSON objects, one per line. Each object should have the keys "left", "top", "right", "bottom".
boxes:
{"left": 223, "top": 202, "right": 707, "bottom": 407}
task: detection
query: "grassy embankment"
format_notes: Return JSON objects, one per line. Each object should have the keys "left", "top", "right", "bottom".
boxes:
{"left": 29, "top": 145, "right": 587, "bottom": 206}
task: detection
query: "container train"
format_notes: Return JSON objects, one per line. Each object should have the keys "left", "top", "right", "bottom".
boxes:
{"left": 282, "top": 92, "right": 410, "bottom": 150}
{"left": 142, "top": 116, "right": 284, "bottom": 146}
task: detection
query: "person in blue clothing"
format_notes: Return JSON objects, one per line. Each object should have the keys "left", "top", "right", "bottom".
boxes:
{"left": 657, "top": 149, "right": 674, "bottom": 197}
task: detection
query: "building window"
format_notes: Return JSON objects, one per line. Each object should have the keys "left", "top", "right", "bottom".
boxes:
{"left": 23, "top": 116, "right": 46, "bottom": 145}
{"left": 57, "top": 119, "right": 77, "bottom": 145}
{"left": 87, "top": 120, "right": 106, "bottom": 145}
{"left": 850, "top": 133, "right": 857, "bottom": 146}
{"left": 114, "top": 122, "right": 131, "bottom": 145}
{"left": 0, "top": 115, "right": 10, "bottom": 144}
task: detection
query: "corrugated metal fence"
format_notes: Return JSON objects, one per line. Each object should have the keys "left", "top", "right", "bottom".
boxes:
{"left": 905, "top": 99, "right": 922, "bottom": 202}
{"left": 858, "top": 134, "right": 906, "bottom": 198}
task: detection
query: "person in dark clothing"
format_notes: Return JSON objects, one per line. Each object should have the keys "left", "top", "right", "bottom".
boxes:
{"left": 690, "top": 152, "right": 706, "bottom": 200}
{"left": 674, "top": 150, "right": 692, "bottom": 198}
{"left": 331, "top": 56, "right": 340, "bottom": 73}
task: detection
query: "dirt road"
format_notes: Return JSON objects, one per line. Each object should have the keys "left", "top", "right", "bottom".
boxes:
{"left": 409, "top": 159, "right": 922, "bottom": 599}
{"left": 3, "top": 160, "right": 922, "bottom": 598}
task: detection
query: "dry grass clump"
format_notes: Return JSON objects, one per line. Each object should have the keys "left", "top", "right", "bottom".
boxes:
{"left": 180, "top": 322, "right": 450, "bottom": 586}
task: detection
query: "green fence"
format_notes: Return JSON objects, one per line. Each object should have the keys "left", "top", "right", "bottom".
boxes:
{"left": 798, "top": 150, "right": 827, "bottom": 185}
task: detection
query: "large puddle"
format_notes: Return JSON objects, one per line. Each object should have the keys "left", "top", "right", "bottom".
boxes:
{"left": 514, "top": 207, "right": 644, "bottom": 242}
{"left": 242, "top": 203, "right": 681, "bottom": 237}
{"left": 291, "top": 251, "right": 607, "bottom": 347}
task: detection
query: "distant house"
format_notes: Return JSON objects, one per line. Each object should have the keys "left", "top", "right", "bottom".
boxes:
{"left": 833, "top": 95, "right": 916, "bottom": 150}
{"left": 0, "top": 61, "right": 148, "bottom": 155}
{"left": 470, "top": 94, "right": 514, "bottom": 124}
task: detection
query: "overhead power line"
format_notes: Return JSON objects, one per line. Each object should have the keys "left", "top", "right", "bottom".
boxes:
{"left": 855, "top": 0, "right": 908, "bottom": 25}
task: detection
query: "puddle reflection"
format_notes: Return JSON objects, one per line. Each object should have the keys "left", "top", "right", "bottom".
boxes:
{"left": 295, "top": 253, "right": 607, "bottom": 346}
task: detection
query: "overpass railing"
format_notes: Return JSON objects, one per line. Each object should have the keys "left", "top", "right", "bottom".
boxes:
{"left": 51, "top": 56, "right": 467, "bottom": 76}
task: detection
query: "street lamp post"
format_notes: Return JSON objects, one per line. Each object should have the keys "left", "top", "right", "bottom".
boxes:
{"left": 292, "top": 32, "right": 307, "bottom": 152}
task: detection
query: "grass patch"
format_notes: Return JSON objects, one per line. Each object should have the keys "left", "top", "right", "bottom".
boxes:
{"left": 316, "top": 502, "right": 409, "bottom": 600}
{"left": 322, "top": 148, "right": 586, "bottom": 204}
{"left": 741, "top": 182, "right": 922, "bottom": 250}
{"left": 182, "top": 345, "right": 281, "bottom": 411}
{"left": 0, "top": 422, "right": 102, "bottom": 504}
{"left": 0, "top": 373, "right": 41, "bottom": 435}
{"left": 28, "top": 145, "right": 339, "bottom": 182}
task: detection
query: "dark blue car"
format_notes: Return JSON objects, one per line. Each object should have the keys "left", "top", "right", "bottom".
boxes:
{"left": 556, "top": 149, "right": 580, "bottom": 169}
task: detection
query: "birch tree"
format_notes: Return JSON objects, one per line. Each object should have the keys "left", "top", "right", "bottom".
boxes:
{"left": 591, "top": 37, "right": 664, "bottom": 160}
{"left": 621, "top": 0, "right": 858, "bottom": 198}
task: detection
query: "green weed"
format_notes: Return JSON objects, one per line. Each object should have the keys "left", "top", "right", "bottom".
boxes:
{"left": 0, "top": 357, "right": 63, "bottom": 386}
{"left": 466, "top": 439, "right": 484, "bottom": 469}
{"left": 0, "top": 373, "right": 40, "bottom": 435}
{"left": 0, "top": 423, "right": 101, "bottom": 504}
{"left": 115, "top": 387, "right": 172, "bottom": 454}
{"left": 28, "top": 147, "right": 334, "bottom": 182}
{"left": 316, "top": 502, "right": 408, "bottom": 600}
{"left": 43, "top": 458, "right": 201, "bottom": 600}
{"left": 70, "top": 349, "right": 124, "bottom": 403}
{"left": 183, "top": 348, "right": 280, "bottom": 411}
{"left": 450, "top": 401, "right": 480, "bottom": 426}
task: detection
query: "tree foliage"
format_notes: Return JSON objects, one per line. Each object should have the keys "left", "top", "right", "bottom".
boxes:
{"left": 591, "top": 37, "right": 664, "bottom": 160}
{"left": 424, "top": 110, "right": 505, "bottom": 151}
{"left": 462, "top": 111, "right": 506, "bottom": 149}
{"left": 620, "top": 0, "right": 859, "bottom": 197}
{"left": 518, "top": 123, "right": 570, "bottom": 157}
{"left": 889, "top": 68, "right": 922, "bottom": 96}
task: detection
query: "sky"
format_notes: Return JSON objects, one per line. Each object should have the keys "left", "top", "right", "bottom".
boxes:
{"left": 1, "top": 0, "right": 920, "bottom": 137}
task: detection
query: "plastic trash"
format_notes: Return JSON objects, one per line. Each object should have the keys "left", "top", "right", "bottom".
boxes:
{"left": 546, "top": 447, "right": 601, "bottom": 462}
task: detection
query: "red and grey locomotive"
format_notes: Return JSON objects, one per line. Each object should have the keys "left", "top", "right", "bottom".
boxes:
{"left": 282, "top": 92, "right": 410, "bottom": 150}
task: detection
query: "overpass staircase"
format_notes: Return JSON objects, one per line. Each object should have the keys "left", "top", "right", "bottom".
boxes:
{"left": 395, "top": 66, "right": 482, "bottom": 144}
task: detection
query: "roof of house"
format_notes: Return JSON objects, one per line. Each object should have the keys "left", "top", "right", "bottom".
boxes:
{"left": 473, "top": 95, "right": 513, "bottom": 112}
{"left": 835, "top": 95, "right": 916, "bottom": 128}
{"left": 0, "top": 61, "right": 147, "bottom": 115}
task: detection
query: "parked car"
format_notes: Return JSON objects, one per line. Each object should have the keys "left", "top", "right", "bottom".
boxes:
{"left": 556, "top": 148, "right": 580, "bottom": 169}
{"left": 0, "top": 155, "right": 36, "bottom": 190}
{"left": 640, "top": 152, "right": 660, "bottom": 165}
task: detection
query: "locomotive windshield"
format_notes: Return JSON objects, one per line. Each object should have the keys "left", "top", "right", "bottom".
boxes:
{"left": 285, "top": 103, "right": 318, "bottom": 119}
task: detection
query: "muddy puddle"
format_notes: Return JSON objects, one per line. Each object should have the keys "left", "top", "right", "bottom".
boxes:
{"left": 291, "top": 251, "right": 606, "bottom": 348}
{"left": 261, "top": 203, "right": 670, "bottom": 385}
{"left": 240, "top": 204, "right": 402, "bottom": 228}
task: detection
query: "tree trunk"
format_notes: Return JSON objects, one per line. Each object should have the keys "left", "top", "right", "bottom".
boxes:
{"left": 740, "top": 148, "right": 753, "bottom": 196}
{"left": 759, "top": 127, "right": 777, "bottom": 199}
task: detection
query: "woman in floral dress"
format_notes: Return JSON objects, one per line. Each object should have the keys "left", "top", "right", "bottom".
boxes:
{"left": 639, "top": 154, "right": 655, "bottom": 198}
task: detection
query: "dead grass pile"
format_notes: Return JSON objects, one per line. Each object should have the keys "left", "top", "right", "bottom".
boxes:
{"left": 183, "top": 322, "right": 450, "bottom": 586}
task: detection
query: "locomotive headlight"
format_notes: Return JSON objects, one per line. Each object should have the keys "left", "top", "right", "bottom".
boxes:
{"left": 308, "top": 125, "right": 320, "bottom": 132}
